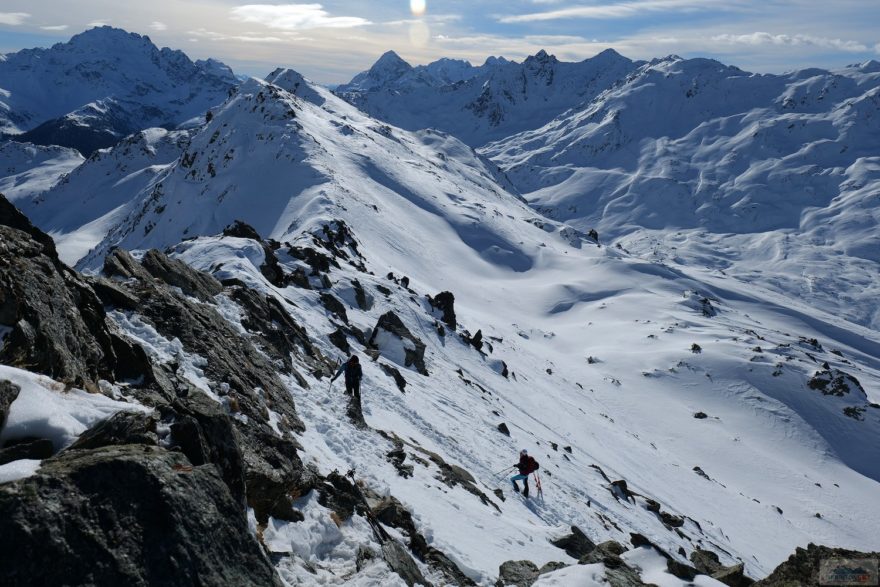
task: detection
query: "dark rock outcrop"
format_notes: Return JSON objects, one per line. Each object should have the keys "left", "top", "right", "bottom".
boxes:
{"left": 0, "top": 221, "right": 148, "bottom": 390}
{"left": 381, "top": 362, "right": 407, "bottom": 392}
{"left": 0, "top": 445, "right": 281, "bottom": 587}
{"left": 495, "top": 560, "right": 566, "bottom": 587}
{"left": 428, "top": 291, "right": 457, "bottom": 330}
{"left": 808, "top": 368, "right": 867, "bottom": 397}
{"left": 551, "top": 525, "right": 596, "bottom": 558}
{"left": 141, "top": 249, "right": 223, "bottom": 302}
{"left": 0, "top": 379, "right": 20, "bottom": 430}
{"left": 0, "top": 437, "right": 55, "bottom": 465}
{"left": 754, "top": 543, "right": 876, "bottom": 587}
{"left": 368, "top": 311, "right": 428, "bottom": 375}
{"left": 68, "top": 410, "right": 158, "bottom": 451}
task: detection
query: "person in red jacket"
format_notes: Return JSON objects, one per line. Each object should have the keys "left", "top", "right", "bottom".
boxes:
{"left": 511, "top": 449, "right": 539, "bottom": 497}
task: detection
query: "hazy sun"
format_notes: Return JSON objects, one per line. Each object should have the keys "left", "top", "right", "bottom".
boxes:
{"left": 410, "top": 0, "right": 427, "bottom": 17}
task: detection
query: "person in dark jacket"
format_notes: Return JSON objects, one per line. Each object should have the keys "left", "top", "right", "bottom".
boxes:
{"left": 511, "top": 449, "right": 539, "bottom": 498}
{"left": 332, "top": 356, "right": 363, "bottom": 399}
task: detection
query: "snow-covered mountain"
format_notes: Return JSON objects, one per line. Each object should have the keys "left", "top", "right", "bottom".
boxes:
{"left": 0, "top": 27, "right": 236, "bottom": 154}
{"left": 336, "top": 49, "right": 638, "bottom": 146}
{"left": 0, "top": 141, "right": 84, "bottom": 202}
{"left": 6, "top": 63, "right": 878, "bottom": 586}
{"left": 483, "top": 56, "right": 880, "bottom": 330}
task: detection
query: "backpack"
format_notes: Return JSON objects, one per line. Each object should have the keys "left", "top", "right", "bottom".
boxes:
{"left": 529, "top": 457, "right": 539, "bottom": 473}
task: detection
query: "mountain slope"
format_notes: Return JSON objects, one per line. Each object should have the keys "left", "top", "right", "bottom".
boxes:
{"left": 22, "top": 69, "right": 880, "bottom": 584}
{"left": 0, "top": 27, "right": 236, "bottom": 154}
{"left": 336, "top": 49, "right": 638, "bottom": 147}
{"left": 483, "top": 56, "right": 880, "bottom": 329}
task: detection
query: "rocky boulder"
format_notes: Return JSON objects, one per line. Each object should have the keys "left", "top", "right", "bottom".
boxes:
{"left": 368, "top": 311, "right": 428, "bottom": 375}
{"left": 0, "top": 445, "right": 281, "bottom": 586}
{"left": 141, "top": 249, "right": 223, "bottom": 302}
{"left": 0, "top": 379, "right": 20, "bottom": 430}
{"left": 551, "top": 525, "right": 596, "bottom": 558}
{"left": 428, "top": 291, "right": 457, "bottom": 330}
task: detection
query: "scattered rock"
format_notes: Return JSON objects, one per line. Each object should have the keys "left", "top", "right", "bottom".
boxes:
{"left": 808, "top": 368, "right": 867, "bottom": 397}
{"left": 329, "top": 327, "right": 350, "bottom": 353}
{"left": 666, "top": 558, "right": 699, "bottom": 581}
{"left": 320, "top": 292, "right": 349, "bottom": 324}
{"left": 498, "top": 422, "right": 511, "bottom": 436}
{"left": 691, "top": 343, "right": 703, "bottom": 354}
{"left": 610, "top": 480, "right": 636, "bottom": 503}
{"left": 694, "top": 411, "right": 708, "bottom": 419}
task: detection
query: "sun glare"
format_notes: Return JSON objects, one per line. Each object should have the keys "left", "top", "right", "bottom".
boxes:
{"left": 410, "top": 0, "right": 427, "bottom": 17}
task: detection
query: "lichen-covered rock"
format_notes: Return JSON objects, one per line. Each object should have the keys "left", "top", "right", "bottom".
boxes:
{"left": 753, "top": 543, "right": 876, "bottom": 587}
{"left": 0, "top": 445, "right": 281, "bottom": 587}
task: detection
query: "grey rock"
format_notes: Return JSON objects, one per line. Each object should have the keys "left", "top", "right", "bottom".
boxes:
{"left": 0, "top": 437, "right": 55, "bottom": 465}
{"left": 141, "top": 248, "right": 223, "bottom": 302}
{"left": 383, "top": 540, "right": 430, "bottom": 587}
{"left": 496, "top": 560, "right": 540, "bottom": 587}
{"left": 0, "top": 379, "right": 20, "bottom": 431}
{"left": 551, "top": 525, "right": 596, "bottom": 558}
{"left": 69, "top": 410, "right": 158, "bottom": 451}
{"left": 713, "top": 562, "right": 753, "bottom": 587}
{"left": 0, "top": 194, "right": 57, "bottom": 259}
{"left": 368, "top": 311, "right": 428, "bottom": 375}
{"left": 690, "top": 549, "right": 723, "bottom": 575}
{"left": 429, "top": 291, "right": 456, "bottom": 330}
{"left": 0, "top": 225, "right": 139, "bottom": 390}
{"left": 320, "top": 292, "right": 349, "bottom": 323}
{"left": 0, "top": 445, "right": 281, "bottom": 587}
{"left": 380, "top": 362, "right": 407, "bottom": 392}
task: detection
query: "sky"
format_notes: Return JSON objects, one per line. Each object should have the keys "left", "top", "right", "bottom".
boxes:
{"left": 0, "top": 1, "right": 878, "bottom": 84}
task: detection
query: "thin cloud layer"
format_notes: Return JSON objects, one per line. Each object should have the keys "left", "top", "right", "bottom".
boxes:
{"left": 230, "top": 3, "right": 370, "bottom": 30}
{"left": 0, "top": 12, "right": 30, "bottom": 26}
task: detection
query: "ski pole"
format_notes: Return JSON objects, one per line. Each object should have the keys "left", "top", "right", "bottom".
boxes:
{"left": 492, "top": 465, "right": 515, "bottom": 476}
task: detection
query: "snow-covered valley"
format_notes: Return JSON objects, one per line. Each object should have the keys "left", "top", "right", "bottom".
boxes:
{"left": 1, "top": 27, "right": 879, "bottom": 587}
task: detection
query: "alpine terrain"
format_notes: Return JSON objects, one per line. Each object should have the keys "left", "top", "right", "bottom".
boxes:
{"left": 0, "top": 27, "right": 878, "bottom": 587}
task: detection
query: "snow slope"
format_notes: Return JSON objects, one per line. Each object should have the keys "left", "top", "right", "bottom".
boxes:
{"left": 34, "top": 68, "right": 880, "bottom": 583}
{"left": 337, "top": 49, "right": 638, "bottom": 147}
{"left": 0, "top": 27, "right": 235, "bottom": 153}
{"left": 0, "top": 141, "right": 84, "bottom": 202}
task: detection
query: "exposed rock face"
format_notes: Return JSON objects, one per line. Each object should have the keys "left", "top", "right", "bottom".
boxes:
{"left": 0, "top": 445, "right": 281, "bottom": 587}
{"left": 68, "top": 411, "right": 158, "bottom": 451}
{"left": 368, "top": 311, "right": 428, "bottom": 375}
{"left": 102, "top": 248, "right": 311, "bottom": 525}
{"left": 755, "top": 544, "right": 877, "bottom": 587}
{"left": 141, "top": 248, "right": 223, "bottom": 302}
{"left": 0, "top": 201, "right": 149, "bottom": 390}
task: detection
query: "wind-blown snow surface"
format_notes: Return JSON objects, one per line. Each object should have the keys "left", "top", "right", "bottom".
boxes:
{"left": 0, "top": 142, "right": 84, "bottom": 201}
{"left": 40, "top": 71, "right": 880, "bottom": 583}
{"left": 0, "top": 27, "right": 235, "bottom": 153}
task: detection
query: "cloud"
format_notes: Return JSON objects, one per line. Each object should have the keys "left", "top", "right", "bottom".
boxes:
{"left": 0, "top": 12, "right": 30, "bottom": 26}
{"left": 230, "top": 3, "right": 370, "bottom": 30}
{"left": 712, "top": 32, "right": 868, "bottom": 52}
{"left": 188, "top": 28, "right": 286, "bottom": 43}
{"left": 150, "top": 21, "right": 168, "bottom": 31}
{"left": 499, "top": 0, "right": 722, "bottom": 23}
{"left": 87, "top": 21, "right": 109, "bottom": 27}
{"left": 40, "top": 24, "right": 69, "bottom": 31}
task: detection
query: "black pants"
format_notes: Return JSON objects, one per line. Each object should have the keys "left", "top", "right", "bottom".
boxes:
{"left": 345, "top": 379, "right": 360, "bottom": 399}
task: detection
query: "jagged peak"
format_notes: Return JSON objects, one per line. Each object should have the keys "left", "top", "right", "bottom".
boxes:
{"left": 265, "top": 68, "right": 325, "bottom": 104}
{"left": 372, "top": 50, "right": 412, "bottom": 71}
